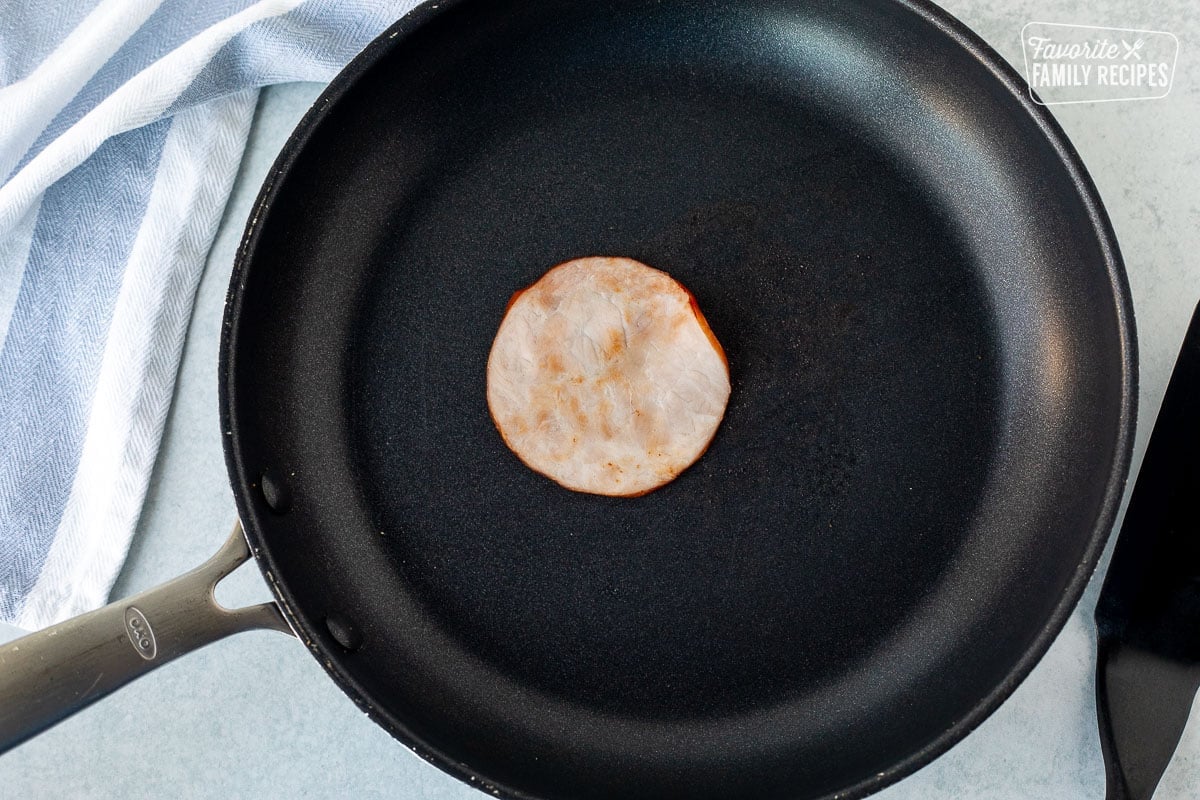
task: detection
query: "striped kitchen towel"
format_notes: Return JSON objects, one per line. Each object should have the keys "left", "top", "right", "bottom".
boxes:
{"left": 0, "top": 0, "right": 419, "bottom": 630}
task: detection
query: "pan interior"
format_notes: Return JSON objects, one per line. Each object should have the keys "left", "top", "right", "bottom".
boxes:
{"left": 353, "top": 91, "right": 996, "bottom": 716}
{"left": 226, "top": 1, "right": 1132, "bottom": 798}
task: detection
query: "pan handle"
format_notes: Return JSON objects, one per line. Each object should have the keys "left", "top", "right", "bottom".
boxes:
{"left": 0, "top": 520, "right": 292, "bottom": 754}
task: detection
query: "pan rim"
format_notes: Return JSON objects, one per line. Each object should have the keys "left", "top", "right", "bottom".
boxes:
{"left": 218, "top": 0, "right": 1137, "bottom": 797}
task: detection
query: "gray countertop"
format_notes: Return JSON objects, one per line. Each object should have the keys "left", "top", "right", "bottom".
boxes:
{"left": 2, "top": 1, "right": 1198, "bottom": 797}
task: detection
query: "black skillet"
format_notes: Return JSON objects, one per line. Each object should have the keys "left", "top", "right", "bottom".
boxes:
{"left": 0, "top": 0, "right": 1136, "bottom": 798}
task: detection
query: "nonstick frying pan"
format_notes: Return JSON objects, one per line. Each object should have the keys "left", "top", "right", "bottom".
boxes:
{"left": 0, "top": 0, "right": 1136, "bottom": 798}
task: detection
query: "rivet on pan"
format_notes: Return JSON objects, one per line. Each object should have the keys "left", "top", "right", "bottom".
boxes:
{"left": 325, "top": 614, "right": 363, "bottom": 652}
{"left": 259, "top": 468, "right": 292, "bottom": 514}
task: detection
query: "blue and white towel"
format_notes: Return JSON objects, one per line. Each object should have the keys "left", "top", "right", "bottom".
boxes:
{"left": 0, "top": 0, "right": 418, "bottom": 630}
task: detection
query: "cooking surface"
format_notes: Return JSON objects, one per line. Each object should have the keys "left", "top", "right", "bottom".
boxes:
{"left": 349, "top": 71, "right": 999, "bottom": 717}
{"left": 1, "top": 0, "right": 1198, "bottom": 795}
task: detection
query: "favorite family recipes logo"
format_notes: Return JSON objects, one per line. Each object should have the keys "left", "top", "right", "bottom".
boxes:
{"left": 1021, "top": 22, "right": 1179, "bottom": 104}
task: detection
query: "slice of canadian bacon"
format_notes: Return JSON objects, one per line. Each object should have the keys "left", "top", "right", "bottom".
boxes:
{"left": 486, "top": 256, "right": 731, "bottom": 497}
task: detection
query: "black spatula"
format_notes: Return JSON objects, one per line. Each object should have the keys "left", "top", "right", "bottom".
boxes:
{"left": 1097, "top": 301, "right": 1200, "bottom": 800}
